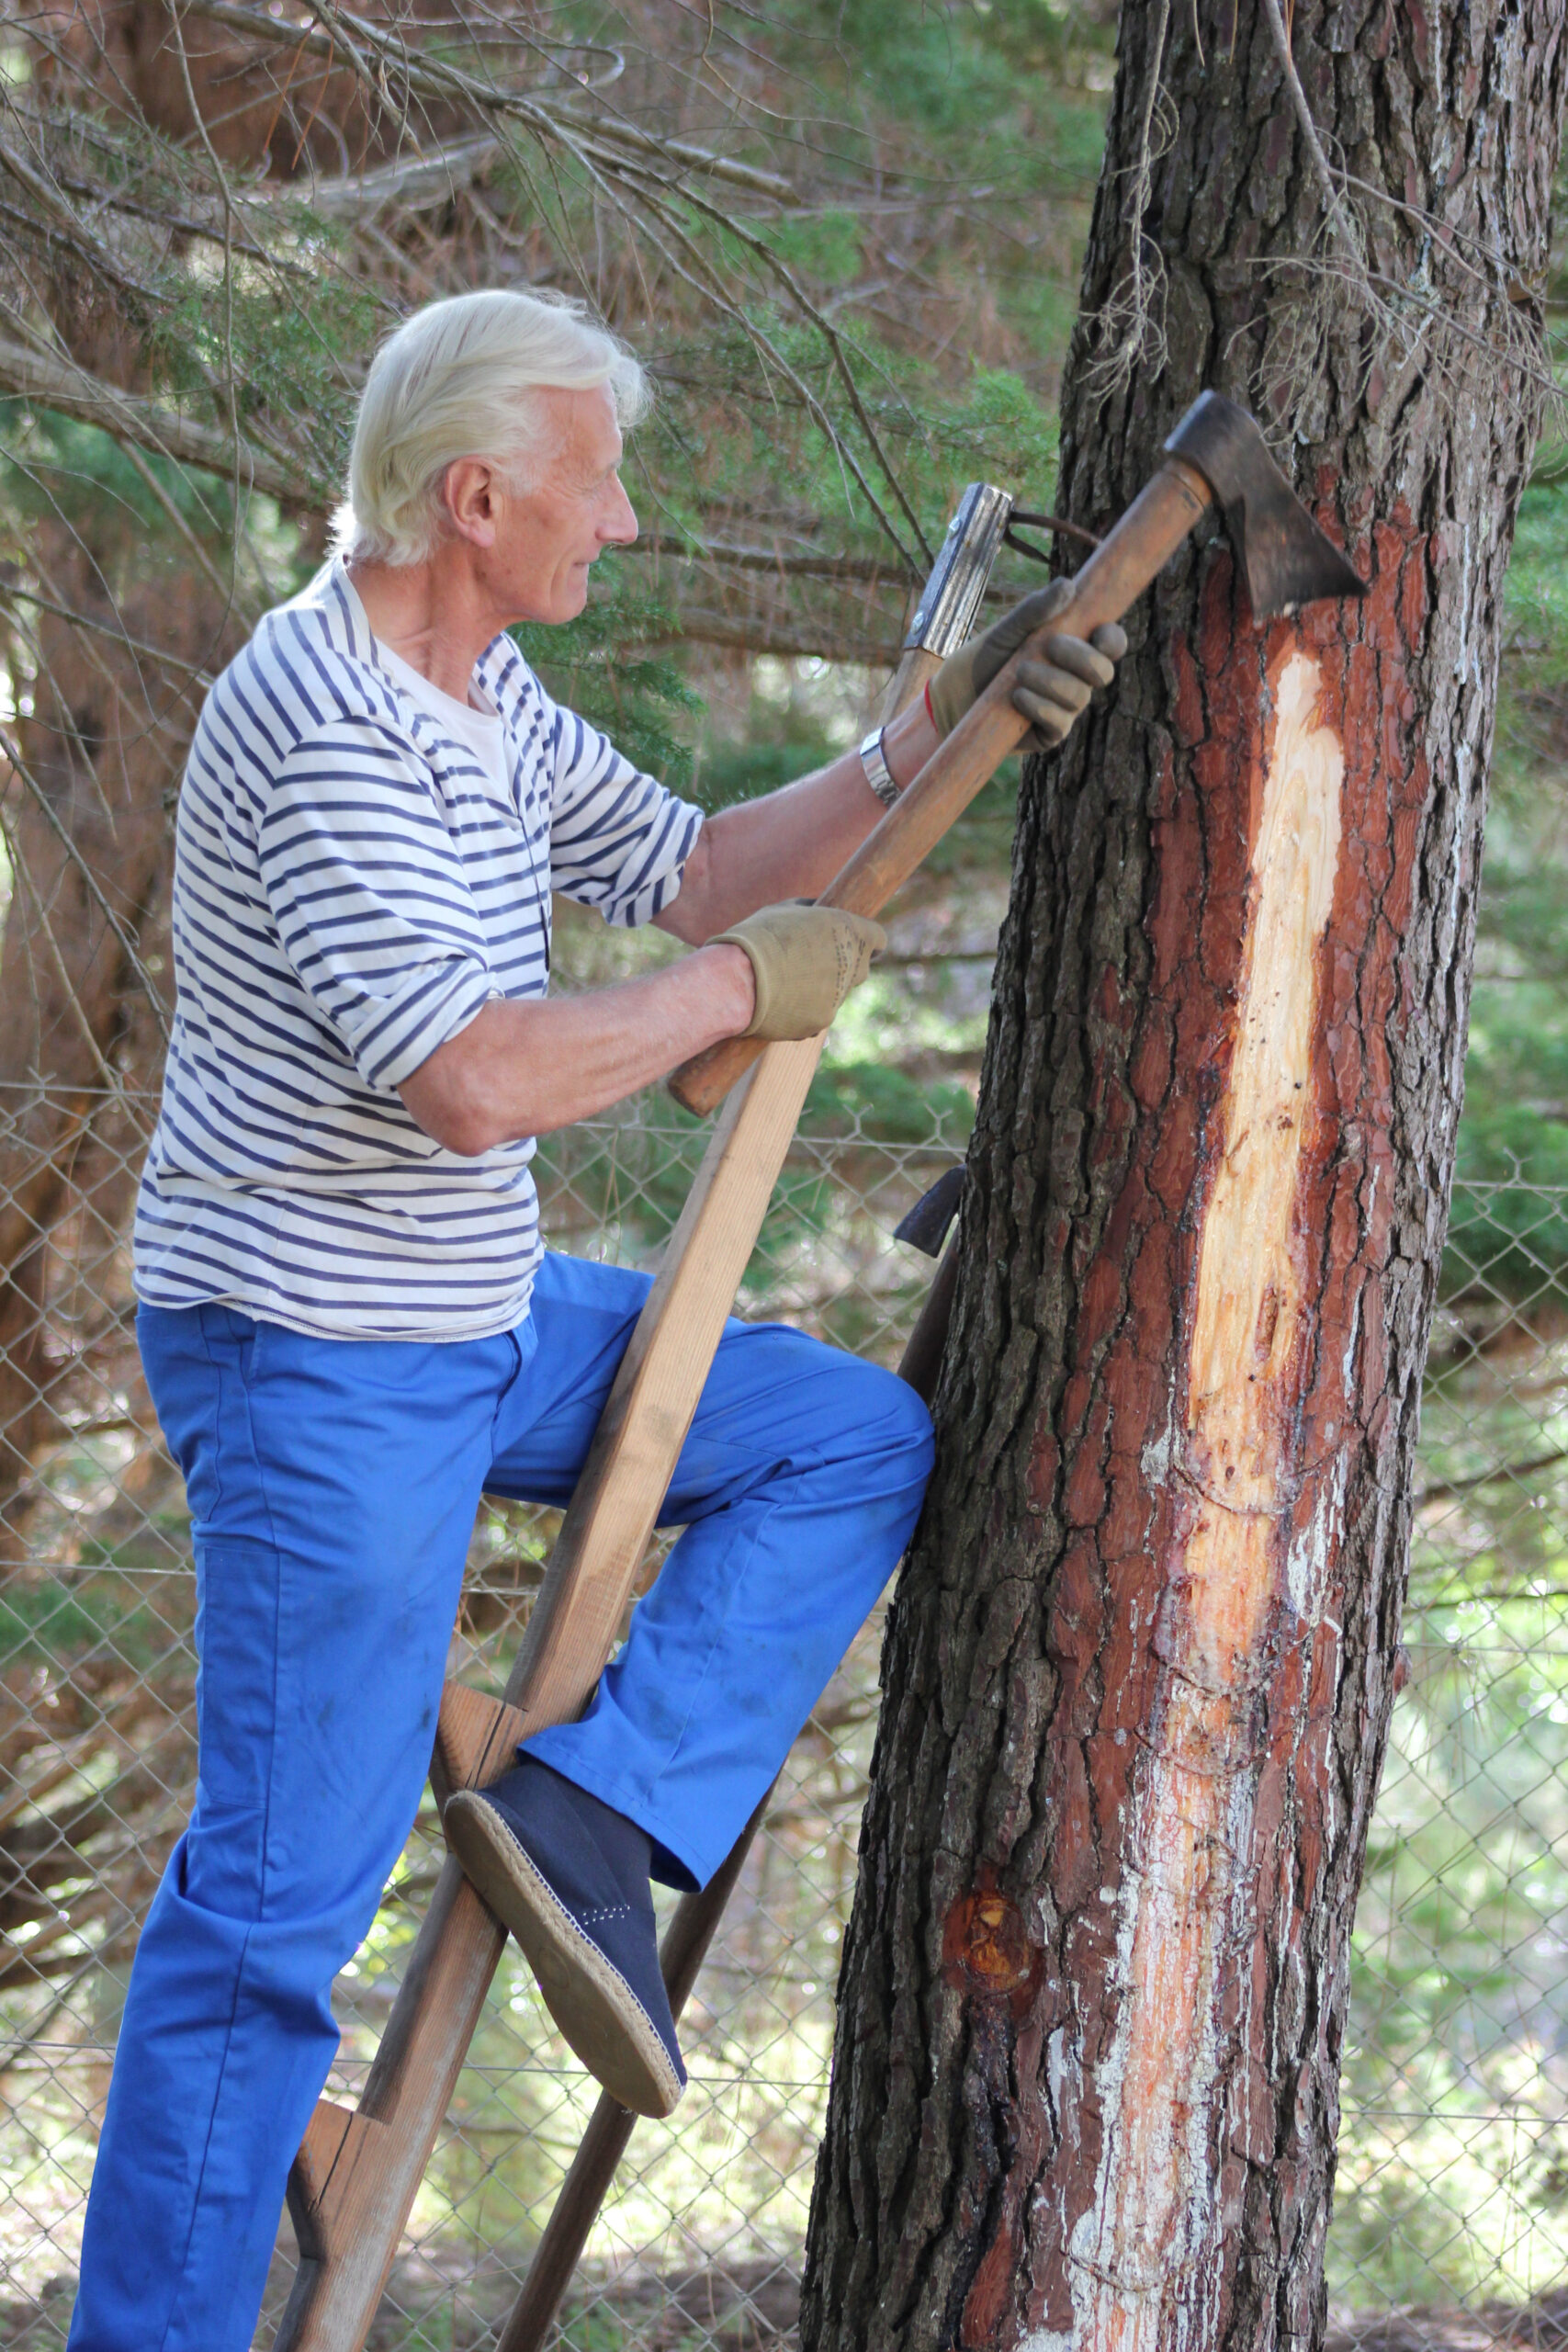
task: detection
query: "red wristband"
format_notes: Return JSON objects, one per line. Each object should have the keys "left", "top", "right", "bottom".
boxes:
{"left": 923, "top": 681, "right": 937, "bottom": 731}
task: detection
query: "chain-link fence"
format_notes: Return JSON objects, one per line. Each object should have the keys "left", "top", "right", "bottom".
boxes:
{"left": 4, "top": 1080, "right": 1567, "bottom": 2350}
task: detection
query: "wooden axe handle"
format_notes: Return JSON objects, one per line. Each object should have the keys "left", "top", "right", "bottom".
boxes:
{"left": 670, "top": 457, "right": 1212, "bottom": 1118}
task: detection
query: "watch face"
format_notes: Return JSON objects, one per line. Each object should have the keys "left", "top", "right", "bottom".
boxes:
{"left": 859, "top": 730, "right": 898, "bottom": 805}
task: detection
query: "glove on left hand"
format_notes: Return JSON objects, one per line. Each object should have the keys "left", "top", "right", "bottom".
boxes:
{"left": 927, "top": 577, "right": 1127, "bottom": 752}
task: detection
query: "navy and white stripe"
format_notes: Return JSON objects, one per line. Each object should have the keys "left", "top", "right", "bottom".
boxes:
{"left": 134, "top": 559, "right": 704, "bottom": 1340}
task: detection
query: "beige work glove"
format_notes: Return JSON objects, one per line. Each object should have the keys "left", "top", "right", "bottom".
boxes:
{"left": 927, "top": 576, "right": 1128, "bottom": 752}
{"left": 711, "top": 902, "right": 886, "bottom": 1040}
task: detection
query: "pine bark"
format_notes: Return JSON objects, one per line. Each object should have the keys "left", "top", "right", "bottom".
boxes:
{"left": 0, "top": 515, "right": 202, "bottom": 1559}
{"left": 801, "top": 7, "right": 1568, "bottom": 2349}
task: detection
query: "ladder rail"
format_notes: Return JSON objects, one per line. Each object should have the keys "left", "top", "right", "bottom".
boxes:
{"left": 491, "top": 1239, "right": 960, "bottom": 2352}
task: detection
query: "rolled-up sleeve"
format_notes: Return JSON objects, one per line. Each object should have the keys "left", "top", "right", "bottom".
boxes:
{"left": 258, "top": 724, "right": 494, "bottom": 1089}
{"left": 547, "top": 702, "right": 704, "bottom": 928}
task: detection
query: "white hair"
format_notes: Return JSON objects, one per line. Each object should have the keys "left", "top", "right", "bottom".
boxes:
{"left": 333, "top": 288, "right": 649, "bottom": 568}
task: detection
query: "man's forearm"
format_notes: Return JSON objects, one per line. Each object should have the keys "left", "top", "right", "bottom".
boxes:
{"left": 399, "top": 944, "right": 755, "bottom": 1156}
{"left": 657, "top": 691, "right": 941, "bottom": 943}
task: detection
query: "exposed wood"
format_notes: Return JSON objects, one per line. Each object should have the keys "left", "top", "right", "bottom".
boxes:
{"left": 1074, "top": 642, "right": 1345, "bottom": 2348}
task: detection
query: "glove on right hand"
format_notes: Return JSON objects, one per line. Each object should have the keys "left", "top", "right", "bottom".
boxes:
{"left": 711, "top": 902, "right": 886, "bottom": 1041}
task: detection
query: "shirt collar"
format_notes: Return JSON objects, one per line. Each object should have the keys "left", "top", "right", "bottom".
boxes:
{"left": 325, "top": 558, "right": 385, "bottom": 668}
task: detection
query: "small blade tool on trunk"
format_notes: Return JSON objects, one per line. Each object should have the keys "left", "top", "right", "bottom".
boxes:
{"left": 892, "top": 1164, "right": 970, "bottom": 1403}
{"left": 894, "top": 1164, "right": 968, "bottom": 1259}
{"left": 669, "top": 392, "right": 1364, "bottom": 1116}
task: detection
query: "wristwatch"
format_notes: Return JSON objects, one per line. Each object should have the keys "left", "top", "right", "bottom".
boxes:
{"left": 858, "top": 726, "right": 899, "bottom": 808}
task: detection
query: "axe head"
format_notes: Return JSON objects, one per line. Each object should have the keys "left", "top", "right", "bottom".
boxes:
{"left": 895, "top": 1165, "right": 966, "bottom": 1258}
{"left": 1165, "top": 391, "right": 1365, "bottom": 617}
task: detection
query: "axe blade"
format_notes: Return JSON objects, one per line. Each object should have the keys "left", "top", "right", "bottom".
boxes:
{"left": 894, "top": 1164, "right": 966, "bottom": 1258}
{"left": 1165, "top": 391, "right": 1365, "bottom": 618}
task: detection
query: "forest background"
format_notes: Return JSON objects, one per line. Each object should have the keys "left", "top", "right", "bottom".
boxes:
{"left": 3, "top": 0, "right": 1568, "bottom": 2345}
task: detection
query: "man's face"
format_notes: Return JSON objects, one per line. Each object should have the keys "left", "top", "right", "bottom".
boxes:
{"left": 467, "top": 380, "right": 638, "bottom": 627}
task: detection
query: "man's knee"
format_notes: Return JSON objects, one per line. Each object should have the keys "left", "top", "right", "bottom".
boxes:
{"left": 811, "top": 1351, "right": 934, "bottom": 1491}
{"left": 872, "top": 1364, "right": 936, "bottom": 1492}
{"left": 685, "top": 1323, "right": 934, "bottom": 1521}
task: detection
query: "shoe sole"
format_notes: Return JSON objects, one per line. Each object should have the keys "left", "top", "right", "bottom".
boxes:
{"left": 443, "top": 1790, "right": 684, "bottom": 2119}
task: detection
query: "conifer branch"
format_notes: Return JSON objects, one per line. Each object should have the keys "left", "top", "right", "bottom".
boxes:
{"left": 0, "top": 334, "right": 325, "bottom": 505}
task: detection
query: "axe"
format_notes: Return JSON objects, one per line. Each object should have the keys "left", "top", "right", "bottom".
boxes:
{"left": 670, "top": 392, "right": 1364, "bottom": 1116}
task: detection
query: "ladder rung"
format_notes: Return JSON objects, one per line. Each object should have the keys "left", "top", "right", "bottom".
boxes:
{"left": 287, "top": 2098, "right": 382, "bottom": 2259}
{"left": 430, "top": 1679, "right": 529, "bottom": 1808}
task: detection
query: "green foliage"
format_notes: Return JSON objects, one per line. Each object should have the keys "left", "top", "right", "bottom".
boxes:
{"left": 0, "top": 1570, "right": 190, "bottom": 1675}
{"left": 758, "top": 212, "right": 866, "bottom": 291}
{"left": 0, "top": 405, "right": 300, "bottom": 601}
{"left": 693, "top": 733, "right": 830, "bottom": 812}
{"left": 148, "top": 264, "right": 377, "bottom": 465}
{"left": 692, "top": 691, "right": 840, "bottom": 815}
{"left": 3, "top": 406, "right": 226, "bottom": 547}
{"left": 928, "top": 368, "right": 1062, "bottom": 498}
{"left": 776, "top": 0, "right": 1111, "bottom": 179}
{"left": 803, "top": 1058, "right": 975, "bottom": 1142}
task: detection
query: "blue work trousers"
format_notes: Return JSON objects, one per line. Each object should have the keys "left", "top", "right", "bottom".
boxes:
{"left": 67, "top": 1252, "right": 932, "bottom": 2352}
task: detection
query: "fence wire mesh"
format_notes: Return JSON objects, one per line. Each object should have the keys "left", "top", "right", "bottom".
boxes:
{"left": 3, "top": 1080, "right": 1567, "bottom": 2350}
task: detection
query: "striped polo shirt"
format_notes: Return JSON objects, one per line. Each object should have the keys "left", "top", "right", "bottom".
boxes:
{"left": 133, "top": 560, "right": 703, "bottom": 1340}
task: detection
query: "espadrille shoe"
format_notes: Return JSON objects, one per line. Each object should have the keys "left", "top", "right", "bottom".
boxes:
{"left": 444, "top": 1755, "right": 685, "bottom": 2119}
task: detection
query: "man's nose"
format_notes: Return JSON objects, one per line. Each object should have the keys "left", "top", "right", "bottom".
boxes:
{"left": 603, "top": 476, "right": 638, "bottom": 546}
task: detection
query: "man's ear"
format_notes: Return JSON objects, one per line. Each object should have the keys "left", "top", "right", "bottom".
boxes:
{"left": 442, "top": 457, "right": 501, "bottom": 548}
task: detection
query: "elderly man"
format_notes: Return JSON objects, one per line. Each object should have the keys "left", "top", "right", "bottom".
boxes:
{"left": 67, "top": 288, "right": 1122, "bottom": 2352}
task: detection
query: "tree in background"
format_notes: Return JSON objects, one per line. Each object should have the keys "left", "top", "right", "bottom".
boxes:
{"left": 803, "top": 6, "right": 1568, "bottom": 2348}
{"left": 0, "top": 0, "right": 1114, "bottom": 2068}
{"left": 0, "top": 0, "right": 1111, "bottom": 1563}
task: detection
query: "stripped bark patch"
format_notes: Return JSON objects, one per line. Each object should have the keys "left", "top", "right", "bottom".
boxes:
{"left": 1069, "top": 646, "right": 1345, "bottom": 2352}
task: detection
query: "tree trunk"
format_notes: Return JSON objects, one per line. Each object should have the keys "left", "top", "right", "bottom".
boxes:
{"left": 0, "top": 516, "right": 209, "bottom": 1559}
{"left": 0, "top": 0, "right": 409, "bottom": 1569}
{"left": 801, "top": 7, "right": 1568, "bottom": 2349}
